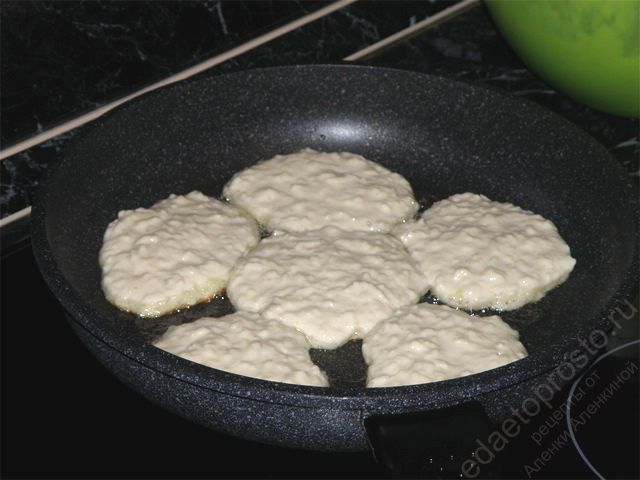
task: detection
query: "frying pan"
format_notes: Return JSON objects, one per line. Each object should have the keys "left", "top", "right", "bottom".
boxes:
{"left": 31, "top": 65, "right": 637, "bottom": 453}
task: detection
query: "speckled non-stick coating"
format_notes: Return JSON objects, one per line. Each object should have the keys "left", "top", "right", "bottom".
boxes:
{"left": 32, "top": 65, "right": 638, "bottom": 451}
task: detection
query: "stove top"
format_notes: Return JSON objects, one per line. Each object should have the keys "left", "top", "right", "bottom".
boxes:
{"left": 1, "top": 2, "right": 638, "bottom": 478}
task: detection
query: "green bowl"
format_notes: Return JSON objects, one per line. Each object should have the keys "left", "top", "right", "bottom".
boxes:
{"left": 486, "top": 0, "right": 639, "bottom": 117}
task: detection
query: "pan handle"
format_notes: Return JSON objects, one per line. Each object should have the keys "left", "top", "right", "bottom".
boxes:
{"left": 364, "top": 401, "right": 499, "bottom": 478}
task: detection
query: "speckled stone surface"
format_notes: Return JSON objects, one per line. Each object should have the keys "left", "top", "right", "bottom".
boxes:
{"left": 31, "top": 65, "right": 638, "bottom": 451}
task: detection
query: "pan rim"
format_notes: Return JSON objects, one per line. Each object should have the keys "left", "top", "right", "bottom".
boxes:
{"left": 31, "top": 63, "right": 639, "bottom": 411}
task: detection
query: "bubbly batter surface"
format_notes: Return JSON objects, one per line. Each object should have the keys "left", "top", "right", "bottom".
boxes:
{"left": 154, "top": 312, "right": 328, "bottom": 386}
{"left": 227, "top": 227, "right": 428, "bottom": 349}
{"left": 223, "top": 149, "right": 418, "bottom": 233}
{"left": 100, "top": 191, "right": 260, "bottom": 317}
{"left": 363, "top": 303, "right": 528, "bottom": 387}
{"left": 394, "top": 193, "right": 576, "bottom": 310}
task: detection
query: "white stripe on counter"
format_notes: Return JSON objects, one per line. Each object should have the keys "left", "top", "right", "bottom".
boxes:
{"left": 343, "top": 0, "right": 480, "bottom": 61}
{"left": 0, "top": 0, "right": 356, "bottom": 161}
{"left": 0, "top": 206, "right": 31, "bottom": 228}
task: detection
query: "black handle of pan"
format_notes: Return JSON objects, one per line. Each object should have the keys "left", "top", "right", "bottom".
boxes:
{"left": 364, "top": 401, "right": 500, "bottom": 479}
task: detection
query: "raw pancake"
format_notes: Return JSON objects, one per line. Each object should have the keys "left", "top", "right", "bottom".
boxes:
{"left": 227, "top": 227, "right": 428, "bottom": 349}
{"left": 394, "top": 192, "right": 576, "bottom": 311}
{"left": 100, "top": 191, "right": 260, "bottom": 317}
{"left": 223, "top": 149, "right": 418, "bottom": 233}
{"left": 153, "top": 312, "right": 328, "bottom": 386}
{"left": 363, "top": 303, "right": 527, "bottom": 387}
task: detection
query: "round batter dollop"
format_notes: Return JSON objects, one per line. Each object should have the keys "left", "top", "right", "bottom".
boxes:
{"left": 100, "top": 191, "right": 260, "bottom": 317}
{"left": 153, "top": 312, "right": 328, "bottom": 386}
{"left": 223, "top": 149, "right": 418, "bottom": 233}
{"left": 227, "top": 227, "right": 428, "bottom": 349}
{"left": 363, "top": 303, "right": 528, "bottom": 387}
{"left": 394, "top": 193, "right": 576, "bottom": 311}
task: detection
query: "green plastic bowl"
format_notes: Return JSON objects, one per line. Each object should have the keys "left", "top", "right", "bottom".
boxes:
{"left": 486, "top": 0, "right": 639, "bottom": 117}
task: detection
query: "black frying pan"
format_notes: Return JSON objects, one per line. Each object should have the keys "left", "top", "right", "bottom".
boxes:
{"left": 32, "top": 65, "right": 638, "bottom": 453}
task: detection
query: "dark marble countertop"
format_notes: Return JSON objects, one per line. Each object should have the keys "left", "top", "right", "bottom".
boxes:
{"left": 1, "top": 1, "right": 638, "bottom": 479}
{"left": 1, "top": 0, "right": 637, "bottom": 221}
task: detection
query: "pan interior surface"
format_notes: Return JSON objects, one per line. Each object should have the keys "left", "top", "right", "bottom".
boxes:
{"left": 37, "top": 65, "right": 637, "bottom": 400}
